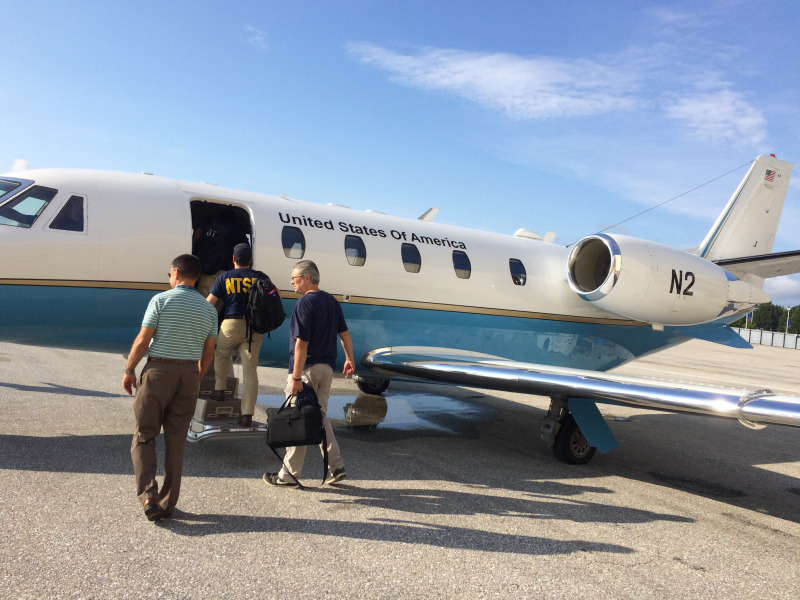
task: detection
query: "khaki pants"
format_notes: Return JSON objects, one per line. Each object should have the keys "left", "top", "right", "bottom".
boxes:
{"left": 214, "top": 318, "right": 263, "bottom": 415}
{"left": 278, "top": 363, "right": 344, "bottom": 480}
{"left": 131, "top": 361, "right": 200, "bottom": 512}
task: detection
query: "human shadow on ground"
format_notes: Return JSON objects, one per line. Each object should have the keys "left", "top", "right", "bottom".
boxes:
{"left": 159, "top": 509, "right": 634, "bottom": 556}
{"left": 313, "top": 483, "right": 692, "bottom": 525}
{"left": 0, "top": 433, "right": 690, "bottom": 532}
{"left": 0, "top": 381, "right": 121, "bottom": 398}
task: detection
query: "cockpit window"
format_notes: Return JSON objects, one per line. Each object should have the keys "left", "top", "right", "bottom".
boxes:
{"left": 0, "top": 186, "right": 58, "bottom": 228}
{"left": 49, "top": 195, "right": 85, "bottom": 232}
{"left": 0, "top": 179, "right": 22, "bottom": 202}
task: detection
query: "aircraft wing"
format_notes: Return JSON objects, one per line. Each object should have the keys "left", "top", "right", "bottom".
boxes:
{"left": 362, "top": 346, "right": 800, "bottom": 429}
{"left": 714, "top": 249, "right": 800, "bottom": 279}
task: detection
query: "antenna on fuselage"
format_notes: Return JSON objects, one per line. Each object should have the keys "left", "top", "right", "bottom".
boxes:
{"left": 418, "top": 208, "right": 438, "bottom": 222}
{"left": 514, "top": 229, "right": 557, "bottom": 243}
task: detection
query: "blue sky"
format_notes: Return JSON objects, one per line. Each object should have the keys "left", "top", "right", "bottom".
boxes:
{"left": 3, "top": 1, "right": 799, "bottom": 305}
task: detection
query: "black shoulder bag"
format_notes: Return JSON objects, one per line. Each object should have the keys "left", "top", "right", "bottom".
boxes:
{"left": 265, "top": 383, "right": 328, "bottom": 488}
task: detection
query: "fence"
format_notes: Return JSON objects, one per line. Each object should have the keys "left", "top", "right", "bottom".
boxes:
{"left": 732, "top": 327, "right": 800, "bottom": 349}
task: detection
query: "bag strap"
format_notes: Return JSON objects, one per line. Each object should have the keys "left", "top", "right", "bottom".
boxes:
{"left": 268, "top": 427, "right": 328, "bottom": 489}
{"left": 268, "top": 395, "right": 328, "bottom": 489}
{"left": 245, "top": 280, "right": 256, "bottom": 351}
{"left": 321, "top": 427, "right": 328, "bottom": 484}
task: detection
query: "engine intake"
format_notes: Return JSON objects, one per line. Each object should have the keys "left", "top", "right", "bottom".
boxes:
{"left": 566, "top": 233, "right": 767, "bottom": 326}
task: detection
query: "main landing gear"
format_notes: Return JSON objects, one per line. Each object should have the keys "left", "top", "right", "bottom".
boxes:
{"left": 540, "top": 397, "right": 597, "bottom": 465}
{"left": 355, "top": 376, "right": 390, "bottom": 395}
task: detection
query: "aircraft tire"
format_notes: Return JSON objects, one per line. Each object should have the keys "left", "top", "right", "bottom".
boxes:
{"left": 356, "top": 378, "right": 390, "bottom": 395}
{"left": 552, "top": 414, "right": 596, "bottom": 465}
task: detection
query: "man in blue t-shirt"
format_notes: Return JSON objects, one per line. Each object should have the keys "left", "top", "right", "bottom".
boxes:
{"left": 263, "top": 259, "right": 355, "bottom": 487}
{"left": 206, "top": 243, "right": 274, "bottom": 426}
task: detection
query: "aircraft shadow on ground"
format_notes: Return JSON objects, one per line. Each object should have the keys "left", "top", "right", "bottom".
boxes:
{"left": 597, "top": 410, "right": 800, "bottom": 522}
{"left": 158, "top": 510, "right": 635, "bottom": 556}
{"left": 0, "top": 430, "right": 693, "bottom": 557}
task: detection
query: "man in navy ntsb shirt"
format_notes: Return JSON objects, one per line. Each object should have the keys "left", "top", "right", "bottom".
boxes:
{"left": 206, "top": 243, "right": 274, "bottom": 427}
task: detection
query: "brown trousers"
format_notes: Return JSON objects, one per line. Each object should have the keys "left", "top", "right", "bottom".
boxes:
{"left": 131, "top": 361, "right": 200, "bottom": 512}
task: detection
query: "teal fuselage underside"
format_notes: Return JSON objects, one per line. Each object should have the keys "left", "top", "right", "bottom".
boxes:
{"left": 0, "top": 284, "right": 708, "bottom": 373}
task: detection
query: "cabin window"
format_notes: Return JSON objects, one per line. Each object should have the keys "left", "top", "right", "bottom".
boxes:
{"left": 509, "top": 258, "right": 526, "bottom": 286}
{"left": 452, "top": 250, "right": 471, "bottom": 279}
{"left": 281, "top": 226, "right": 305, "bottom": 258}
{"left": 49, "top": 195, "right": 85, "bottom": 232}
{"left": 344, "top": 235, "right": 366, "bottom": 266}
{"left": 0, "top": 186, "right": 58, "bottom": 228}
{"left": 401, "top": 243, "right": 421, "bottom": 273}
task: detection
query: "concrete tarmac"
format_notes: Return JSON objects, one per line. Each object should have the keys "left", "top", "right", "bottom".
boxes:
{"left": 1, "top": 339, "right": 799, "bottom": 599}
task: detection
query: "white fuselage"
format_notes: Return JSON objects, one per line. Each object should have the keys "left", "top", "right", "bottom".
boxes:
{"left": 0, "top": 168, "right": 742, "bottom": 371}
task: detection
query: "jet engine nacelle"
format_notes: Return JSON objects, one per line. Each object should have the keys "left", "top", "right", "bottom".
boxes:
{"left": 566, "top": 233, "right": 769, "bottom": 326}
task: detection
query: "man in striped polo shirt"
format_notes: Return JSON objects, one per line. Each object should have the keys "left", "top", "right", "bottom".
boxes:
{"left": 122, "top": 254, "right": 218, "bottom": 522}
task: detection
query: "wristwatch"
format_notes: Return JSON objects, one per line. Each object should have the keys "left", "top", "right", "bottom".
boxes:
{"left": 123, "top": 368, "right": 135, "bottom": 375}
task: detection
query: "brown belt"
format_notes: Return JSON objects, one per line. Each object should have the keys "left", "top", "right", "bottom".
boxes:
{"left": 147, "top": 357, "right": 196, "bottom": 365}
{"left": 225, "top": 315, "right": 244, "bottom": 320}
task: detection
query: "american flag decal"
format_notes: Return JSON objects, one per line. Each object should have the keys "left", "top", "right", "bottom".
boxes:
{"left": 764, "top": 169, "right": 776, "bottom": 182}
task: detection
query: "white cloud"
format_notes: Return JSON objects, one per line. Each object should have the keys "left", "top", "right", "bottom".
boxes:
{"left": 649, "top": 7, "right": 699, "bottom": 27}
{"left": 347, "top": 43, "right": 770, "bottom": 152}
{"left": 8, "top": 159, "right": 30, "bottom": 172}
{"left": 245, "top": 26, "right": 267, "bottom": 51}
{"left": 665, "top": 90, "right": 766, "bottom": 147}
{"left": 345, "top": 41, "right": 783, "bottom": 236}
{"left": 647, "top": 5, "right": 723, "bottom": 32}
{"left": 347, "top": 43, "right": 638, "bottom": 120}
{"left": 764, "top": 274, "right": 800, "bottom": 307}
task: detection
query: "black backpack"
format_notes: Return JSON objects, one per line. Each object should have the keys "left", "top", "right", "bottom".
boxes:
{"left": 245, "top": 275, "right": 286, "bottom": 344}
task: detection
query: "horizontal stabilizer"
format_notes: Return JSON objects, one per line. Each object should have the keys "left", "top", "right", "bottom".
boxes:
{"left": 715, "top": 249, "right": 800, "bottom": 280}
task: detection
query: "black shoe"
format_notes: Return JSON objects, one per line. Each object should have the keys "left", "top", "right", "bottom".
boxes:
{"left": 144, "top": 498, "right": 168, "bottom": 521}
{"left": 263, "top": 472, "right": 298, "bottom": 487}
{"left": 238, "top": 415, "right": 252, "bottom": 427}
{"left": 325, "top": 467, "right": 347, "bottom": 485}
{"left": 210, "top": 390, "right": 226, "bottom": 402}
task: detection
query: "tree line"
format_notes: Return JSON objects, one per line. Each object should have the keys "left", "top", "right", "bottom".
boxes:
{"left": 730, "top": 302, "right": 799, "bottom": 334}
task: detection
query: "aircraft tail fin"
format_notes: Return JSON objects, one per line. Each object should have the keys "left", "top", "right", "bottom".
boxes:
{"left": 696, "top": 154, "right": 793, "bottom": 262}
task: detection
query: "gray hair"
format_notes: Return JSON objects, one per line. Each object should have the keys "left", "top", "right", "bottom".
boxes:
{"left": 293, "top": 260, "right": 320, "bottom": 284}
